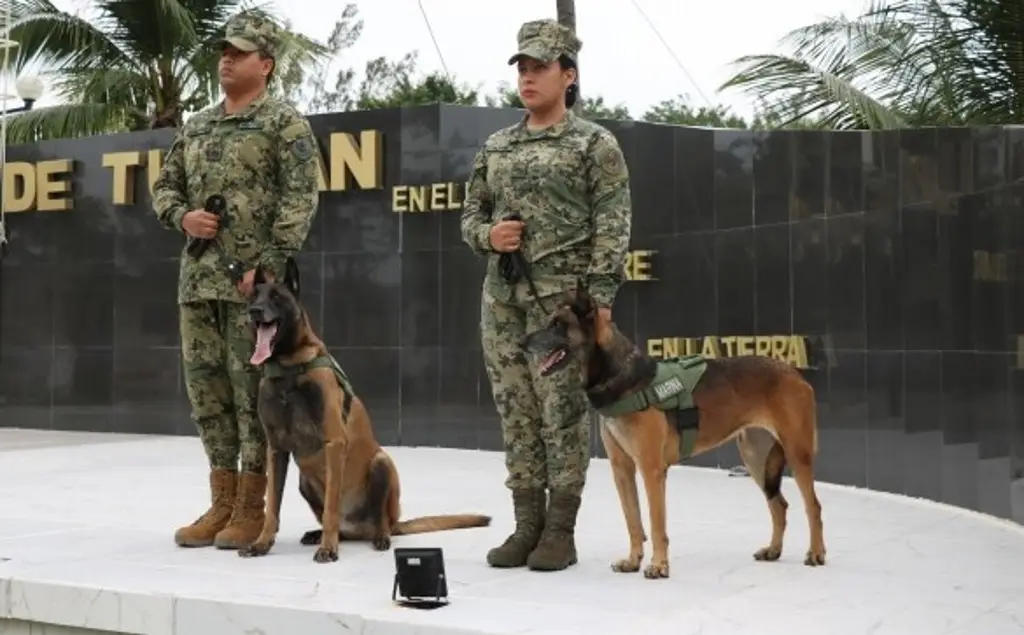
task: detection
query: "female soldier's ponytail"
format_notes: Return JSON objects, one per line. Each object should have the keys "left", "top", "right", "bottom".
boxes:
{"left": 565, "top": 84, "right": 579, "bottom": 108}
{"left": 558, "top": 54, "right": 579, "bottom": 109}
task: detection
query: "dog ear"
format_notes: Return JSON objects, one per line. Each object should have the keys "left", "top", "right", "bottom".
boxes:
{"left": 253, "top": 266, "right": 269, "bottom": 286}
{"left": 283, "top": 256, "right": 301, "bottom": 299}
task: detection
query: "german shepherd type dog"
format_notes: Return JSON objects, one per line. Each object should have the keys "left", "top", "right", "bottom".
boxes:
{"left": 238, "top": 258, "right": 491, "bottom": 563}
{"left": 522, "top": 284, "right": 825, "bottom": 579}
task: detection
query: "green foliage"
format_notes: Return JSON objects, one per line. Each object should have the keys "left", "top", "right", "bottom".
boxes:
{"left": 354, "top": 52, "right": 479, "bottom": 109}
{"left": 642, "top": 95, "right": 750, "bottom": 128}
{"left": 0, "top": 0, "right": 329, "bottom": 142}
{"left": 719, "top": 0, "right": 1024, "bottom": 129}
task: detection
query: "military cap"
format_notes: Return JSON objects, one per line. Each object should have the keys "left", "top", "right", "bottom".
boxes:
{"left": 221, "top": 12, "right": 281, "bottom": 58}
{"left": 507, "top": 19, "right": 582, "bottom": 65}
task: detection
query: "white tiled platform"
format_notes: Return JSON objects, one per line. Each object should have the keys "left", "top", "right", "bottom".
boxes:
{"left": 2, "top": 429, "right": 1024, "bottom": 635}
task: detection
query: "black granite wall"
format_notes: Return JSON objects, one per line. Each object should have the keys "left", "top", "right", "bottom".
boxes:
{"left": 1, "top": 105, "right": 1022, "bottom": 523}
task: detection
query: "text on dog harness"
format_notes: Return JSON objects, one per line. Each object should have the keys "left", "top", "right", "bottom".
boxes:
{"left": 596, "top": 355, "right": 708, "bottom": 459}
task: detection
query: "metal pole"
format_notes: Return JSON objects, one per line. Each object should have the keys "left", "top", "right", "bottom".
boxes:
{"left": 0, "top": 0, "right": 13, "bottom": 257}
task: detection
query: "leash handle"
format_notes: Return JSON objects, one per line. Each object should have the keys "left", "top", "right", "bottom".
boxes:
{"left": 186, "top": 194, "right": 228, "bottom": 259}
{"left": 503, "top": 214, "right": 547, "bottom": 313}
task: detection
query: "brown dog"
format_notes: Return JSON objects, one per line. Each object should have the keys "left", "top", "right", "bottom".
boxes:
{"left": 522, "top": 284, "right": 825, "bottom": 579}
{"left": 238, "top": 258, "right": 491, "bottom": 563}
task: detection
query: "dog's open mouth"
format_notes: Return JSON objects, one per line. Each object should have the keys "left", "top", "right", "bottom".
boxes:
{"left": 539, "top": 347, "right": 570, "bottom": 376}
{"left": 250, "top": 321, "right": 279, "bottom": 366}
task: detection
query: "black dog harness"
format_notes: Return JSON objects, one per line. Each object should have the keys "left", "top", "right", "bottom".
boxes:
{"left": 262, "top": 353, "right": 354, "bottom": 424}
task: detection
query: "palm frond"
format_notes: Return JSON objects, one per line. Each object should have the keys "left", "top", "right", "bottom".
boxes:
{"left": 721, "top": 53, "right": 906, "bottom": 129}
{"left": 720, "top": 0, "right": 1024, "bottom": 128}
{"left": 1, "top": 0, "right": 136, "bottom": 74}
{"left": 3, "top": 102, "right": 131, "bottom": 144}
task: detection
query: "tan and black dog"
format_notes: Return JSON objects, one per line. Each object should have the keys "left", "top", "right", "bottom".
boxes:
{"left": 238, "top": 258, "right": 491, "bottom": 563}
{"left": 522, "top": 284, "right": 825, "bottom": 579}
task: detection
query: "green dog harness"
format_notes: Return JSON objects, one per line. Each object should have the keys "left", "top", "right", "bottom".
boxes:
{"left": 262, "top": 353, "right": 355, "bottom": 423}
{"left": 596, "top": 355, "right": 708, "bottom": 459}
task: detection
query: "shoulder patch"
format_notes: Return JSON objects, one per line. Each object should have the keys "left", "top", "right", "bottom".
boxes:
{"left": 291, "top": 137, "right": 314, "bottom": 162}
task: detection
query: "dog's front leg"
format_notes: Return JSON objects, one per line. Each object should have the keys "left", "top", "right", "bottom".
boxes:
{"left": 314, "top": 439, "right": 347, "bottom": 563}
{"left": 638, "top": 460, "right": 670, "bottom": 579}
{"left": 600, "top": 423, "right": 646, "bottom": 573}
{"left": 240, "top": 447, "right": 288, "bottom": 558}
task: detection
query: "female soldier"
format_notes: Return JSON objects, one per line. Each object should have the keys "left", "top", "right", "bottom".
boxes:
{"left": 460, "top": 18, "right": 634, "bottom": 572}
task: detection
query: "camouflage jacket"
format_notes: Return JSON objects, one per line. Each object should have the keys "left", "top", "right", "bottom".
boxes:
{"left": 459, "top": 110, "right": 632, "bottom": 307}
{"left": 152, "top": 91, "right": 320, "bottom": 305}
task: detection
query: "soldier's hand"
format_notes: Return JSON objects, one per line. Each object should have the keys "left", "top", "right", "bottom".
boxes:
{"left": 181, "top": 209, "right": 219, "bottom": 239}
{"left": 489, "top": 220, "right": 525, "bottom": 253}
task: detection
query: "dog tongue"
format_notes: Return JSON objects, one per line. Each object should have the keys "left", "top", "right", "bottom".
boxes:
{"left": 250, "top": 324, "right": 278, "bottom": 365}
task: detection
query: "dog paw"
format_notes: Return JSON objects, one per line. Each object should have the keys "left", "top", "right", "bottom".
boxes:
{"left": 754, "top": 545, "right": 782, "bottom": 562}
{"left": 300, "top": 530, "right": 322, "bottom": 546}
{"left": 610, "top": 557, "right": 641, "bottom": 573}
{"left": 238, "top": 541, "right": 273, "bottom": 558}
{"left": 803, "top": 548, "right": 826, "bottom": 567}
{"left": 313, "top": 546, "right": 339, "bottom": 563}
{"left": 643, "top": 561, "right": 669, "bottom": 579}
{"left": 371, "top": 534, "right": 392, "bottom": 551}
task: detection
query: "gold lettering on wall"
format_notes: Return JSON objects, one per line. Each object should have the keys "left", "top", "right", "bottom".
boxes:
{"left": 103, "top": 150, "right": 164, "bottom": 205}
{"left": 100, "top": 130, "right": 384, "bottom": 206}
{"left": 2, "top": 159, "right": 74, "bottom": 212}
{"left": 646, "top": 335, "right": 810, "bottom": 369}
{"left": 973, "top": 249, "right": 1013, "bottom": 282}
{"left": 625, "top": 250, "right": 655, "bottom": 281}
{"left": 392, "top": 182, "right": 466, "bottom": 212}
{"left": 322, "top": 130, "right": 383, "bottom": 191}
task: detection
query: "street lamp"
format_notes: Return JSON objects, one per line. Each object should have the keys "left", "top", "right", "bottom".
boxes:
{"left": 0, "top": 41, "right": 45, "bottom": 258}
{"left": 0, "top": 38, "right": 44, "bottom": 113}
{"left": 12, "top": 74, "right": 43, "bottom": 111}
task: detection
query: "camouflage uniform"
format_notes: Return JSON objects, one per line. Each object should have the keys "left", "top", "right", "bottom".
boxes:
{"left": 460, "top": 19, "right": 633, "bottom": 572}
{"left": 152, "top": 12, "right": 320, "bottom": 551}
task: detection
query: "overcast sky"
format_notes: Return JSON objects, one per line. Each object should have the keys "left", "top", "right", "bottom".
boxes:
{"left": 20, "top": 0, "right": 871, "bottom": 121}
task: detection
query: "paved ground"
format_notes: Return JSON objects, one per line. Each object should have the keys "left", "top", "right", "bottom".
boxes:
{"left": 1, "top": 429, "right": 1023, "bottom": 635}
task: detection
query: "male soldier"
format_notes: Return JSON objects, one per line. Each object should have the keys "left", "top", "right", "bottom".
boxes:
{"left": 152, "top": 11, "right": 320, "bottom": 550}
{"left": 460, "top": 19, "right": 633, "bottom": 571}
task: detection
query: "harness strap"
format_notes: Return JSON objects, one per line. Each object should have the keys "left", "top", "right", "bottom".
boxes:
{"left": 596, "top": 355, "right": 707, "bottom": 419}
{"left": 679, "top": 428, "right": 699, "bottom": 460}
{"left": 262, "top": 353, "right": 354, "bottom": 423}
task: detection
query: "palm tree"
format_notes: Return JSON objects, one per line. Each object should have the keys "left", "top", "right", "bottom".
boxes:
{"left": 718, "top": 0, "right": 1024, "bottom": 129}
{"left": 0, "top": 0, "right": 329, "bottom": 143}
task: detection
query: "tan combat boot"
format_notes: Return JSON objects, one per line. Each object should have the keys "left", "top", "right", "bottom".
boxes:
{"left": 213, "top": 471, "right": 267, "bottom": 550}
{"left": 174, "top": 469, "right": 237, "bottom": 547}
{"left": 526, "top": 490, "right": 581, "bottom": 571}
{"left": 486, "top": 488, "right": 546, "bottom": 568}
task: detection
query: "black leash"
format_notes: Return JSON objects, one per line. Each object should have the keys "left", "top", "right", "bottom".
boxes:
{"left": 497, "top": 213, "right": 547, "bottom": 313}
{"left": 186, "top": 194, "right": 245, "bottom": 284}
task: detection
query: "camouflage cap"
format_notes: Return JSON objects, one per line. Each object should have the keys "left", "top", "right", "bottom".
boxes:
{"left": 221, "top": 12, "right": 281, "bottom": 58}
{"left": 507, "top": 19, "right": 582, "bottom": 65}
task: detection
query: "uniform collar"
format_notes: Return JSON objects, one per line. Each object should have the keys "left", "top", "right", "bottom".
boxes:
{"left": 511, "top": 109, "right": 577, "bottom": 142}
{"left": 215, "top": 89, "right": 270, "bottom": 121}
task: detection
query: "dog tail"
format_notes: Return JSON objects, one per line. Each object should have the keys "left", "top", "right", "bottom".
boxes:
{"left": 392, "top": 514, "right": 492, "bottom": 536}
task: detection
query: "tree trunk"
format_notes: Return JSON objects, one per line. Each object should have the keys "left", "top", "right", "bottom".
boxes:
{"left": 556, "top": 0, "right": 582, "bottom": 115}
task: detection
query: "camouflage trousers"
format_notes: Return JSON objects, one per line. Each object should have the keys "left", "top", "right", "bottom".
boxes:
{"left": 179, "top": 300, "right": 266, "bottom": 474}
{"left": 480, "top": 289, "right": 590, "bottom": 497}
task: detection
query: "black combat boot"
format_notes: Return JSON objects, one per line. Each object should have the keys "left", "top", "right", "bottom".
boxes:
{"left": 486, "top": 488, "right": 546, "bottom": 568}
{"left": 526, "top": 490, "right": 581, "bottom": 571}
